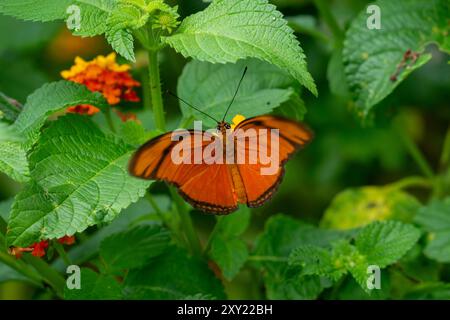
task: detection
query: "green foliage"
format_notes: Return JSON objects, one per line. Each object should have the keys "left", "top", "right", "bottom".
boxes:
{"left": 415, "top": 198, "right": 450, "bottom": 262}
{"left": 0, "top": 0, "right": 73, "bottom": 22}
{"left": 252, "top": 214, "right": 347, "bottom": 299}
{"left": 290, "top": 221, "right": 421, "bottom": 291}
{"left": 100, "top": 225, "right": 170, "bottom": 271}
{"left": 177, "top": 59, "right": 306, "bottom": 126}
{"left": 64, "top": 268, "right": 122, "bottom": 300}
{"left": 343, "top": 0, "right": 450, "bottom": 117}
{"left": 165, "top": 0, "right": 317, "bottom": 95}
{"left": 321, "top": 186, "right": 421, "bottom": 229}
{"left": 7, "top": 115, "right": 151, "bottom": 247}
{"left": 14, "top": 81, "right": 108, "bottom": 147}
{"left": 0, "top": 0, "right": 449, "bottom": 302}
{"left": 123, "top": 247, "right": 226, "bottom": 299}
{"left": 208, "top": 207, "right": 250, "bottom": 281}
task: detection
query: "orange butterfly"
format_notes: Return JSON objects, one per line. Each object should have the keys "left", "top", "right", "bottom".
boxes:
{"left": 129, "top": 68, "right": 313, "bottom": 214}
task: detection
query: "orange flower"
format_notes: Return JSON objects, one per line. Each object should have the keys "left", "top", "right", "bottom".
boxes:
{"left": 61, "top": 53, "right": 141, "bottom": 115}
{"left": 58, "top": 235, "right": 76, "bottom": 245}
{"left": 31, "top": 241, "right": 49, "bottom": 258}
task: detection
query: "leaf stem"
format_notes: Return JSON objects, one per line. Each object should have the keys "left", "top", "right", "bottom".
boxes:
{"left": 440, "top": 125, "right": 450, "bottom": 169}
{"left": 397, "top": 128, "right": 435, "bottom": 181}
{"left": 104, "top": 107, "right": 116, "bottom": 133}
{"left": 148, "top": 50, "right": 166, "bottom": 131}
{"left": 314, "top": 0, "right": 344, "bottom": 42}
{"left": 22, "top": 255, "right": 66, "bottom": 298}
{"left": 169, "top": 187, "right": 202, "bottom": 256}
{"left": 203, "top": 216, "right": 223, "bottom": 255}
{"left": 53, "top": 241, "right": 72, "bottom": 266}
{"left": 247, "top": 255, "right": 288, "bottom": 263}
{"left": 0, "top": 251, "right": 44, "bottom": 287}
{"left": 385, "top": 176, "right": 432, "bottom": 191}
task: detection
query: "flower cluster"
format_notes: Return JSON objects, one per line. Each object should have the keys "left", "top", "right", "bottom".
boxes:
{"left": 61, "top": 53, "right": 141, "bottom": 115}
{"left": 10, "top": 236, "right": 76, "bottom": 259}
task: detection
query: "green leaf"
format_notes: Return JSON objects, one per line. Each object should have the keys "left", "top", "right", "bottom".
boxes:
{"left": 415, "top": 198, "right": 450, "bottom": 262}
{"left": 64, "top": 268, "right": 122, "bottom": 300}
{"left": 71, "top": 3, "right": 110, "bottom": 37}
{"left": 355, "top": 221, "right": 421, "bottom": 267}
{"left": 209, "top": 207, "right": 250, "bottom": 280}
{"left": 320, "top": 186, "right": 421, "bottom": 229}
{"left": 177, "top": 59, "right": 304, "bottom": 126}
{"left": 252, "top": 214, "right": 349, "bottom": 299}
{"left": 6, "top": 115, "right": 151, "bottom": 247}
{"left": 0, "top": 140, "right": 29, "bottom": 182}
{"left": 0, "top": 0, "right": 73, "bottom": 22}
{"left": 343, "top": 0, "right": 450, "bottom": 116}
{"left": 164, "top": 0, "right": 316, "bottom": 95}
{"left": 123, "top": 247, "right": 225, "bottom": 299}
{"left": 100, "top": 225, "right": 170, "bottom": 271}
{"left": 117, "top": 120, "right": 157, "bottom": 146}
{"left": 106, "top": 29, "right": 135, "bottom": 62}
{"left": 13, "top": 81, "right": 108, "bottom": 147}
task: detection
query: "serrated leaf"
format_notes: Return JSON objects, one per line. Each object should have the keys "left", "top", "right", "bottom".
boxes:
{"left": 208, "top": 207, "right": 250, "bottom": 280}
{"left": 355, "top": 221, "right": 421, "bottom": 267}
{"left": 0, "top": 0, "right": 73, "bottom": 22}
{"left": 0, "top": 141, "right": 29, "bottom": 182}
{"left": 64, "top": 268, "right": 122, "bottom": 300}
{"left": 6, "top": 115, "right": 151, "bottom": 247}
{"left": 320, "top": 186, "right": 421, "bottom": 229}
{"left": 343, "top": 0, "right": 450, "bottom": 116}
{"left": 71, "top": 3, "right": 109, "bottom": 37}
{"left": 13, "top": 81, "right": 108, "bottom": 147}
{"left": 289, "top": 245, "right": 334, "bottom": 277}
{"left": 165, "top": 0, "right": 316, "bottom": 95}
{"left": 123, "top": 247, "right": 225, "bottom": 299}
{"left": 414, "top": 198, "right": 450, "bottom": 262}
{"left": 177, "top": 59, "right": 304, "bottom": 126}
{"left": 100, "top": 225, "right": 170, "bottom": 271}
{"left": 253, "top": 214, "right": 349, "bottom": 299}
{"left": 106, "top": 29, "right": 135, "bottom": 62}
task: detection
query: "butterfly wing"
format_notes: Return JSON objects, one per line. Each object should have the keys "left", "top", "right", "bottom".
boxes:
{"left": 129, "top": 130, "right": 238, "bottom": 214}
{"left": 233, "top": 115, "right": 313, "bottom": 207}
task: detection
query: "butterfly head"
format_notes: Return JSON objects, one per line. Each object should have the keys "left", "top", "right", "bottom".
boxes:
{"left": 217, "top": 121, "right": 231, "bottom": 134}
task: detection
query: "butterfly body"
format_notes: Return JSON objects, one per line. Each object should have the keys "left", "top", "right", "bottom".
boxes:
{"left": 129, "top": 115, "right": 313, "bottom": 214}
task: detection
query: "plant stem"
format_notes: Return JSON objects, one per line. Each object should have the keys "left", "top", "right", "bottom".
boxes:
{"left": 386, "top": 176, "right": 432, "bottom": 191}
{"left": 204, "top": 216, "right": 223, "bottom": 254}
{"left": 247, "top": 255, "right": 288, "bottom": 263}
{"left": 23, "top": 255, "right": 66, "bottom": 298}
{"left": 148, "top": 50, "right": 166, "bottom": 131}
{"left": 440, "top": 126, "right": 450, "bottom": 169}
{"left": 53, "top": 241, "right": 71, "bottom": 266}
{"left": 0, "top": 251, "right": 44, "bottom": 287}
{"left": 314, "top": 0, "right": 344, "bottom": 42}
{"left": 397, "top": 128, "right": 435, "bottom": 181}
{"left": 104, "top": 107, "right": 116, "bottom": 133}
{"left": 169, "top": 187, "right": 202, "bottom": 256}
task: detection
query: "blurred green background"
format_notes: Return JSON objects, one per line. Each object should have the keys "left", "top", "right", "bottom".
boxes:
{"left": 0, "top": 0, "right": 449, "bottom": 299}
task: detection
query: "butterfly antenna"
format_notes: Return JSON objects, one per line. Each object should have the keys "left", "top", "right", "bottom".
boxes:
{"left": 222, "top": 66, "right": 248, "bottom": 122}
{"left": 166, "top": 91, "right": 220, "bottom": 123}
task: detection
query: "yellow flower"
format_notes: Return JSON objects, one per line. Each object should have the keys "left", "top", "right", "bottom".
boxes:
{"left": 231, "top": 114, "right": 246, "bottom": 130}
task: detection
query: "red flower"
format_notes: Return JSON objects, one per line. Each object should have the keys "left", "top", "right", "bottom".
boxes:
{"left": 58, "top": 235, "right": 76, "bottom": 245}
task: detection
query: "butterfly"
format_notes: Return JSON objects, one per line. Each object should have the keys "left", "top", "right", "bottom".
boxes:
{"left": 129, "top": 68, "right": 313, "bottom": 214}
